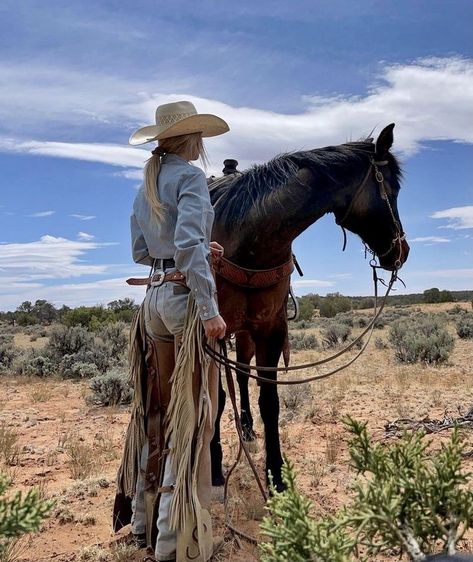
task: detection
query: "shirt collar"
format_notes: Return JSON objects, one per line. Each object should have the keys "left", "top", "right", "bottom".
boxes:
{"left": 162, "top": 153, "right": 188, "bottom": 164}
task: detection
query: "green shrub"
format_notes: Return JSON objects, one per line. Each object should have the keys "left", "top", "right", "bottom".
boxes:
{"left": 87, "top": 371, "right": 133, "bottom": 406}
{"left": 59, "top": 346, "right": 110, "bottom": 378}
{"left": 334, "top": 312, "right": 354, "bottom": 327}
{"left": 374, "top": 337, "right": 388, "bottom": 350}
{"left": 22, "top": 355, "right": 55, "bottom": 377}
{"left": 47, "top": 326, "right": 94, "bottom": 358}
{"left": 389, "top": 315, "right": 454, "bottom": 364}
{"left": 354, "top": 315, "right": 369, "bottom": 328}
{"left": 0, "top": 342, "right": 17, "bottom": 372}
{"left": 260, "top": 422, "right": 473, "bottom": 561}
{"left": 321, "top": 323, "right": 351, "bottom": 348}
{"left": 62, "top": 306, "right": 110, "bottom": 330}
{"left": 318, "top": 293, "right": 352, "bottom": 318}
{"left": 0, "top": 472, "right": 54, "bottom": 556}
{"left": 98, "top": 322, "right": 128, "bottom": 359}
{"left": 456, "top": 313, "right": 473, "bottom": 339}
{"left": 288, "top": 332, "right": 318, "bottom": 351}
{"left": 63, "top": 362, "right": 100, "bottom": 379}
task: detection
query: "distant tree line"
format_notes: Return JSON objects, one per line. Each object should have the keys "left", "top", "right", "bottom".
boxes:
{"left": 1, "top": 288, "right": 471, "bottom": 326}
{"left": 0, "top": 298, "right": 139, "bottom": 328}
{"left": 295, "top": 288, "right": 473, "bottom": 321}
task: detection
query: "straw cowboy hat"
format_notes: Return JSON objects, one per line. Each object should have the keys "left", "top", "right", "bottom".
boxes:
{"left": 129, "top": 100, "right": 229, "bottom": 146}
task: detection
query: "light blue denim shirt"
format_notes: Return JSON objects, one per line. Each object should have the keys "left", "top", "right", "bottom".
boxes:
{"left": 131, "top": 153, "right": 219, "bottom": 321}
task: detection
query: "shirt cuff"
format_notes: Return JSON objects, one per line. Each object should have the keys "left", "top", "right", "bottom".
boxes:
{"left": 191, "top": 293, "right": 219, "bottom": 322}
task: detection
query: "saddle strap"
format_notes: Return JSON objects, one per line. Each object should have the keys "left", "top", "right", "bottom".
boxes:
{"left": 212, "top": 255, "right": 294, "bottom": 288}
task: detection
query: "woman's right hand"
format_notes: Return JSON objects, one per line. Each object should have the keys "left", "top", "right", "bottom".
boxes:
{"left": 203, "top": 314, "right": 227, "bottom": 339}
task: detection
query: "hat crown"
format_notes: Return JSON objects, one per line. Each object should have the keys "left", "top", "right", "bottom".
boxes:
{"left": 155, "top": 101, "right": 197, "bottom": 126}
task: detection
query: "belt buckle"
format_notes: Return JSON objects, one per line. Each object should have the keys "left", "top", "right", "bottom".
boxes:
{"left": 150, "top": 270, "right": 165, "bottom": 287}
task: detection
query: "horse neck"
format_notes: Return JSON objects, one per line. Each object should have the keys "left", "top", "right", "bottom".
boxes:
{"left": 222, "top": 170, "right": 338, "bottom": 268}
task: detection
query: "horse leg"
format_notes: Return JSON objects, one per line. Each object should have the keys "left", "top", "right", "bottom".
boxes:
{"left": 236, "top": 332, "right": 256, "bottom": 442}
{"left": 210, "top": 370, "right": 226, "bottom": 486}
{"left": 254, "top": 327, "right": 286, "bottom": 492}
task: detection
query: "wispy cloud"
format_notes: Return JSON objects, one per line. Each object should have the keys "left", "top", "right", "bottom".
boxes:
{"left": 431, "top": 206, "right": 473, "bottom": 229}
{"left": 0, "top": 138, "right": 147, "bottom": 168}
{"left": 114, "top": 169, "right": 144, "bottom": 181}
{"left": 0, "top": 57, "right": 472, "bottom": 176}
{"left": 77, "top": 232, "right": 95, "bottom": 241}
{"left": 410, "top": 236, "right": 450, "bottom": 243}
{"left": 70, "top": 213, "right": 96, "bottom": 221}
{"left": 292, "top": 279, "right": 334, "bottom": 288}
{"left": 0, "top": 235, "right": 115, "bottom": 286}
{"left": 27, "top": 210, "right": 55, "bottom": 217}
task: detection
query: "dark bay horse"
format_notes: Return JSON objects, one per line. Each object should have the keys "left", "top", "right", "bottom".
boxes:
{"left": 209, "top": 124, "right": 409, "bottom": 490}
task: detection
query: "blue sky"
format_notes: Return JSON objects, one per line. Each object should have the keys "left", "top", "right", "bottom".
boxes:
{"left": 0, "top": 0, "right": 472, "bottom": 310}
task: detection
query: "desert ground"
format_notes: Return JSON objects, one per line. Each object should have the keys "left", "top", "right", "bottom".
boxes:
{"left": 1, "top": 301, "right": 472, "bottom": 562}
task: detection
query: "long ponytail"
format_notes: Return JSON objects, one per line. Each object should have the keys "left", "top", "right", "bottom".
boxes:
{"left": 144, "top": 147, "right": 166, "bottom": 223}
{"left": 143, "top": 132, "right": 208, "bottom": 223}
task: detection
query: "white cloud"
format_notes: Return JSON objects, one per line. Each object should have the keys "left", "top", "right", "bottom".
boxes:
{"left": 431, "top": 206, "right": 473, "bottom": 229}
{"left": 27, "top": 210, "right": 55, "bottom": 217}
{"left": 70, "top": 214, "right": 96, "bottom": 221}
{"left": 114, "top": 169, "right": 144, "bottom": 181}
{"left": 410, "top": 236, "right": 450, "bottom": 243}
{"left": 77, "top": 232, "right": 95, "bottom": 241}
{"left": 292, "top": 279, "right": 334, "bottom": 288}
{"left": 0, "top": 57, "right": 471, "bottom": 176}
{"left": 0, "top": 236, "right": 116, "bottom": 289}
{"left": 0, "top": 138, "right": 148, "bottom": 169}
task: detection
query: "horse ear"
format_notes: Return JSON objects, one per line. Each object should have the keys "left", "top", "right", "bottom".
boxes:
{"left": 375, "top": 123, "right": 395, "bottom": 158}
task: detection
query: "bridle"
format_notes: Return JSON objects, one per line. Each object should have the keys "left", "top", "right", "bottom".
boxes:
{"left": 336, "top": 156, "right": 406, "bottom": 269}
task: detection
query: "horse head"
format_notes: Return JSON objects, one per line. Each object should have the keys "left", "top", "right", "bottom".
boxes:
{"left": 335, "top": 124, "right": 409, "bottom": 271}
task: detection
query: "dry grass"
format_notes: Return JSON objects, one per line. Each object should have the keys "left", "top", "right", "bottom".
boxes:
{"left": 0, "top": 536, "right": 34, "bottom": 562}
{"left": 324, "top": 431, "right": 341, "bottom": 465}
{"left": 0, "top": 301, "right": 472, "bottom": 562}
{"left": 30, "top": 383, "right": 50, "bottom": 403}
{"left": 110, "top": 543, "right": 137, "bottom": 562}
{"left": 78, "top": 545, "right": 111, "bottom": 562}
{"left": 65, "top": 438, "right": 98, "bottom": 480}
{"left": 0, "top": 422, "right": 21, "bottom": 466}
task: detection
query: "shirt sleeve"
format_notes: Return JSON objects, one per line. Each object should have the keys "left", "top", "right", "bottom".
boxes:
{"left": 130, "top": 212, "right": 154, "bottom": 266}
{"left": 174, "top": 169, "right": 219, "bottom": 321}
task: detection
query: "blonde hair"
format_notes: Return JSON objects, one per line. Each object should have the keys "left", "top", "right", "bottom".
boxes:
{"left": 144, "top": 132, "right": 209, "bottom": 222}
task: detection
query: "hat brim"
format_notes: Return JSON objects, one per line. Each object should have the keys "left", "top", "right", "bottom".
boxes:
{"left": 128, "top": 114, "right": 229, "bottom": 146}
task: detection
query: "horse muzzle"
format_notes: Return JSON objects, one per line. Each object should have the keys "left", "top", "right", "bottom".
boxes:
{"left": 379, "top": 237, "right": 409, "bottom": 271}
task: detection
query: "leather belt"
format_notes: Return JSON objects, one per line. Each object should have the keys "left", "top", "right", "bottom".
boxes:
{"left": 126, "top": 270, "right": 186, "bottom": 287}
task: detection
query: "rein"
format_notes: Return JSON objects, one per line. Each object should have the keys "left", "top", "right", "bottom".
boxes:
{"left": 205, "top": 265, "right": 398, "bottom": 384}
{"left": 214, "top": 265, "right": 400, "bottom": 546}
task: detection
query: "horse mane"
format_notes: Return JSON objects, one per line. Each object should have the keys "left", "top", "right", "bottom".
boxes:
{"left": 210, "top": 141, "right": 402, "bottom": 228}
